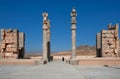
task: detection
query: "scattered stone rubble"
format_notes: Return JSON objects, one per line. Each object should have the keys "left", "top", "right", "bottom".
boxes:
{"left": 0, "top": 29, "right": 25, "bottom": 59}
{"left": 96, "top": 24, "right": 119, "bottom": 57}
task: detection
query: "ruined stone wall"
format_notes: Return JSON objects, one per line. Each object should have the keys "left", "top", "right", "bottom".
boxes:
{"left": 0, "top": 42, "right": 1, "bottom": 58}
{"left": 0, "top": 29, "right": 25, "bottom": 59}
{"left": 119, "top": 39, "right": 120, "bottom": 57}
{"left": 101, "top": 24, "right": 119, "bottom": 57}
{"left": 0, "top": 29, "right": 19, "bottom": 58}
{"left": 0, "top": 30, "right": 1, "bottom": 53}
{"left": 18, "top": 33, "right": 25, "bottom": 59}
{"left": 96, "top": 24, "right": 119, "bottom": 57}
{"left": 0, "top": 42, "right": 1, "bottom": 52}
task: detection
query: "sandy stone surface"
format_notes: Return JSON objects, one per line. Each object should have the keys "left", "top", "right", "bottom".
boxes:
{"left": 0, "top": 61, "right": 120, "bottom": 79}
{"left": 74, "top": 65, "right": 120, "bottom": 79}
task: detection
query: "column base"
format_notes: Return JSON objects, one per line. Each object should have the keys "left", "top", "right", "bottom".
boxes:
{"left": 42, "top": 59, "right": 48, "bottom": 64}
{"left": 69, "top": 58, "right": 78, "bottom": 65}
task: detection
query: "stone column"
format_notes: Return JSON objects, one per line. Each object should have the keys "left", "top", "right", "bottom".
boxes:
{"left": 0, "top": 29, "right": 5, "bottom": 58}
{"left": 47, "top": 20, "right": 51, "bottom": 61}
{"left": 42, "top": 13, "right": 48, "bottom": 62}
{"left": 96, "top": 33, "right": 102, "bottom": 57}
{"left": 19, "top": 32, "right": 25, "bottom": 59}
{"left": 71, "top": 8, "right": 77, "bottom": 59}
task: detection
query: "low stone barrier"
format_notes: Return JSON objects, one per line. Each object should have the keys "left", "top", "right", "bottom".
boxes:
{"left": 70, "top": 58, "right": 120, "bottom": 66}
{"left": 0, "top": 59, "right": 41, "bottom": 65}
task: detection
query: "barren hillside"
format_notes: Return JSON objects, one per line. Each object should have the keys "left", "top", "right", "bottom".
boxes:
{"left": 54, "top": 45, "right": 96, "bottom": 56}
{"left": 25, "top": 45, "right": 96, "bottom": 57}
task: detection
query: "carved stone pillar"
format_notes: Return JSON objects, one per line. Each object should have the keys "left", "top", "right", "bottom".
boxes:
{"left": 71, "top": 8, "right": 77, "bottom": 59}
{"left": 42, "top": 13, "right": 49, "bottom": 62}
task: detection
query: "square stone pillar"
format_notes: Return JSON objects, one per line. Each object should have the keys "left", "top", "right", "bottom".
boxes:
{"left": 19, "top": 33, "right": 25, "bottom": 59}
{"left": 96, "top": 33, "right": 102, "bottom": 57}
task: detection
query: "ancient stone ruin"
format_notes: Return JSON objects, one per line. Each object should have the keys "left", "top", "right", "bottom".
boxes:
{"left": 71, "top": 8, "right": 77, "bottom": 59}
{"left": 0, "top": 42, "right": 1, "bottom": 58}
{"left": 96, "top": 24, "right": 119, "bottom": 57}
{"left": 42, "top": 13, "right": 51, "bottom": 62}
{"left": 0, "top": 29, "right": 25, "bottom": 59}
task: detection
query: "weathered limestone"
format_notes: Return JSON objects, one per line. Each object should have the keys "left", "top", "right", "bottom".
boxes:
{"left": 119, "top": 39, "right": 120, "bottom": 56}
{"left": 0, "top": 42, "right": 1, "bottom": 52}
{"left": 18, "top": 33, "right": 25, "bottom": 59}
{"left": 0, "top": 42, "right": 1, "bottom": 58}
{"left": 0, "top": 30, "right": 1, "bottom": 52}
{"left": 0, "top": 29, "right": 25, "bottom": 59}
{"left": 96, "top": 33, "right": 102, "bottom": 57}
{"left": 0, "top": 30, "right": 2, "bottom": 58}
{"left": 0, "top": 29, "right": 19, "bottom": 58}
{"left": 96, "top": 24, "right": 119, "bottom": 57}
{"left": 47, "top": 20, "right": 51, "bottom": 61}
{"left": 42, "top": 13, "right": 51, "bottom": 62}
{"left": 71, "top": 8, "right": 77, "bottom": 59}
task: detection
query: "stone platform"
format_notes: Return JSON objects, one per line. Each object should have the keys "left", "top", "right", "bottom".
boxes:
{"left": 0, "top": 61, "right": 84, "bottom": 79}
{"left": 0, "top": 60, "right": 120, "bottom": 79}
{"left": 70, "top": 57, "right": 120, "bottom": 66}
{"left": 0, "top": 59, "right": 41, "bottom": 65}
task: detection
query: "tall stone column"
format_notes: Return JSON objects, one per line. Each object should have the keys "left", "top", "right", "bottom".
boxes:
{"left": 42, "top": 13, "right": 48, "bottom": 62}
{"left": 71, "top": 8, "right": 77, "bottom": 59}
{"left": 96, "top": 33, "right": 102, "bottom": 57}
{"left": 0, "top": 29, "right": 5, "bottom": 58}
{"left": 47, "top": 20, "right": 51, "bottom": 61}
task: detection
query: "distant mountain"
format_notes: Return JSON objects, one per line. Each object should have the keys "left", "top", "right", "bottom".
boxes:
{"left": 54, "top": 45, "right": 96, "bottom": 56}
{"left": 76, "top": 45, "right": 96, "bottom": 52}
{"left": 25, "top": 45, "right": 96, "bottom": 57}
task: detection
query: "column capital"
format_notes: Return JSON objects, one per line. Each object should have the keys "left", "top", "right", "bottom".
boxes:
{"left": 71, "top": 8, "right": 77, "bottom": 24}
{"left": 71, "top": 25, "right": 76, "bottom": 30}
{"left": 42, "top": 13, "right": 48, "bottom": 21}
{"left": 42, "top": 25, "right": 48, "bottom": 30}
{"left": 42, "top": 12, "right": 49, "bottom": 30}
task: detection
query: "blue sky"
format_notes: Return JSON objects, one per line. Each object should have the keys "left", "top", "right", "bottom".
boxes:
{"left": 0, "top": 0, "right": 120, "bottom": 53}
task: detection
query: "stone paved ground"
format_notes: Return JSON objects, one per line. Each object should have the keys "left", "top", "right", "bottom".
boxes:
{"left": 0, "top": 61, "right": 84, "bottom": 79}
{"left": 0, "top": 61, "right": 120, "bottom": 79}
{"left": 74, "top": 65, "right": 120, "bottom": 79}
